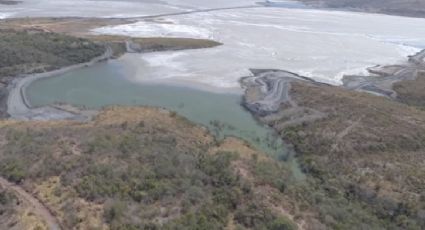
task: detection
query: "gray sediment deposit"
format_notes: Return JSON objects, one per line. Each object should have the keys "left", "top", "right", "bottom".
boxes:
{"left": 242, "top": 49, "right": 425, "bottom": 117}
{"left": 240, "top": 69, "right": 314, "bottom": 115}
{"left": 343, "top": 49, "right": 425, "bottom": 98}
{"left": 240, "top": 49, "right": 425, "bottom": 129}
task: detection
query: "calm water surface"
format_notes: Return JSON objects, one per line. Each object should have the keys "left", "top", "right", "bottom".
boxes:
{"left": 26, "top": 56, "right": 305, "bottom": 179}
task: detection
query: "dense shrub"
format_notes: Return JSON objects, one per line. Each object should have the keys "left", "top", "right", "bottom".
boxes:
{"left": 0, "top": 113, "right": 298, "bottom": 229}
{"left": 0, "top": 29, "right": 105, "bottom": 78}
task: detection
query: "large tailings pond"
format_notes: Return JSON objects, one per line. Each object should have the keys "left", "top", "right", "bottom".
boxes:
{"left": 25, "top": 54, "right": 304, "bottom": 179}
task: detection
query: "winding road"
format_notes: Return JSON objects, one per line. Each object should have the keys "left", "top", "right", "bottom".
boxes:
{"left": 241, "top": 69, "right": 327, "bottom": 128}
{"left": 241, "top": 69, "right": 314, "bottom": 114}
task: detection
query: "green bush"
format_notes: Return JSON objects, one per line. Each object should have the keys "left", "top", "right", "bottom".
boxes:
{"left": 0, "top": 159, "right": 27, "bottom": 183}
{"left": 0, "top": 122, "right": 299, "bottom": 229}
{"left": 0, "top": 29, "right": 105, "bottom": 78}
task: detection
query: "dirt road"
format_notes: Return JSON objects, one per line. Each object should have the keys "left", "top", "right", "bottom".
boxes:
{"left": 0, "top": 177, "right": 61, "bottom": 230}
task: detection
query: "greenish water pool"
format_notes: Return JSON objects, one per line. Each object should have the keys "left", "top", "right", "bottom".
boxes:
{"left": 26, "top": 56, "right": 304, "bottom": 179}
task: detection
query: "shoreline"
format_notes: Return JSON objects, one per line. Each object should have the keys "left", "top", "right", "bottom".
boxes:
{"left": 6, "top": 46, "right": 113, "bottom": 120}
{"left": 11, "top": 48, "right": 424, "bottom": 121}
{"left": 342, "top": 49, "right": 425, "bottom": 98}
{"left": 2, "top": 30, "right": 225, "bottom": 121}
{"left": 241, "top": 48, "right": 425, "bottom": 117}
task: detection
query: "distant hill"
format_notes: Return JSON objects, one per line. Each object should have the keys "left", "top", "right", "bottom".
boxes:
{"left": 0, "top": 0, "right": 21, "bottom": 5}
{"left": 300, "top": 0, "right": 425, "bottom": 18}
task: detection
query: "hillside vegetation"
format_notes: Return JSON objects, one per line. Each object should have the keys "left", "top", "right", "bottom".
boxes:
{"left": 0, "top": 184, "right": 49, "bottom": 230}
{"left": 0, "top": 29, "right": 105, "bottom": 78}
{"left": 87, "top": 35, "right": 222, "bottom": 58}
{"left": 393, "top": 71, "right": 425, "bottom": 108}
{"left": 0, "top": 107, "right": 301, "bottom": 230}
{"left": 259, "top": 81, "right": 425, "bottom": 229}
{"left": 0, "top": 29, "right": 106, "bottom": 118}
{"left": 0, "top": 28, "right": 222, "bottom": 118}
